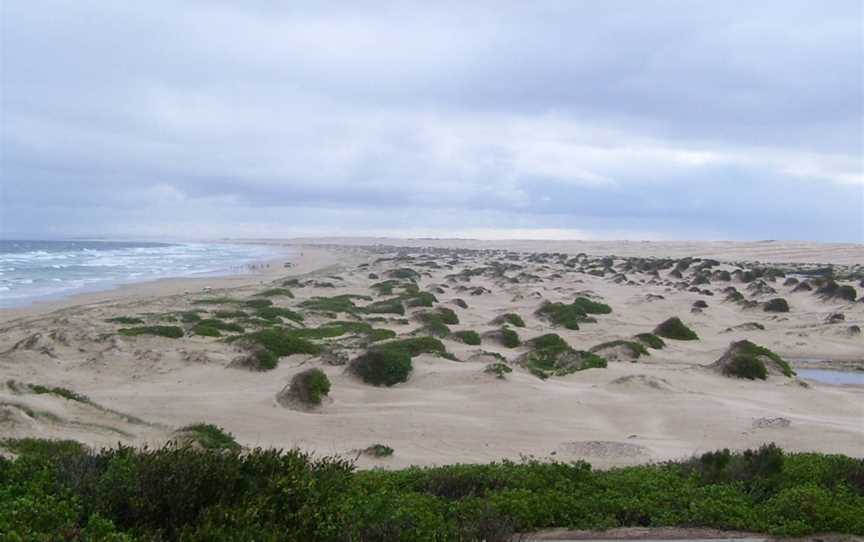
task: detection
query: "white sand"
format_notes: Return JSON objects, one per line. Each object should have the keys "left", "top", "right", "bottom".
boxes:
{"left": 0, "top": 240, "right": 861, "bottom": 468}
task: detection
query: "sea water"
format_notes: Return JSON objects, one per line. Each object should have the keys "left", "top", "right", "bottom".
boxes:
{"left": 0, "top": 240, "right": 289, "bottom": 308}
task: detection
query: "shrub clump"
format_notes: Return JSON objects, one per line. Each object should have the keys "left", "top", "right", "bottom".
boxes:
{"left": 118, "top": 325, "right": 184, "bottom": 339}
{"left": 763, "top": 298, "right": 790, "bottom": 313}
{"left": 174, "top": 423, "right": 241, "bottom": 451}
{"left": 451, "top": 330, "right": 481, "bottom": 345}
{"left": 106, "top": 316, "right": 144, "bottom": 325}
{"left": 521, "top": 334, "right": 607, "bottom": 378}
{"left": 710, "top": 340, "right": 795, "bottom": 379}
{"left": 493, "top": 313, "right": 526, "bottom": 327}
{"left": 535, "top": 301, "right": 590, "bottom": 330}
{"left": 279, "top": 368, "right": 331, "bottom": 406}
{"left": 350, "top": 349, "right": 413, "bottom": 386}
{"left": 364, "top": 443, "right": 394, "bottom": 457}
{"left": 572, "top": 296, "right": 612, "bottom": 314}
{"left": 374, "top": 336, "right": 446, "bottom": 357}
{"left": 633, "top": 332, "right": 666, "bottom": 349}
{"left": 254, "top": 288, "right": 294, "bottom": 298}
{"left": 484, "top": 362, "right": 512, "bottom": 379}
{"left": 653, "top": 317, "right": 699, "bottom": 340}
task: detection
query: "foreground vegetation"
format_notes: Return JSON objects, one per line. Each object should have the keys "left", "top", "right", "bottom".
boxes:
{"left": 1, "top": 439, "right": 861, "bottom": 541}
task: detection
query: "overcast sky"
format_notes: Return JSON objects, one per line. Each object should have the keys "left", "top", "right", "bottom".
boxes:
{"left": 1, "top": 1, "right": 862, "bottom": 242}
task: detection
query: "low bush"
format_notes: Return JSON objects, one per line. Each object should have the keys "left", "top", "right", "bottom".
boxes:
{"left": 254, "top": 288, "right": 294, "bottom": 298}
{"left": 500, "top": 327, "right": 521, "bottom": 348}
{"left": 633, "top": 332, "right": 666, "bottom": 349}
{"left": 364, "top": 444, "right": 394, "bottom": 457}
{"left": 724, "top": 355, "right": 768, "bottom": 380}
{"left": 535, "top": 301, "right": 588, "bottom": 330}
{"left": 495, "top": 313, "right": 526, "bottom": 327}
{"left": 763, "top": 298, "right": 790, "bottom": 312}
{"left": 350, "top": 349, "right": 413, "bottom": 386}
{"left": 1, "top": 443, "right": 862, "bottom": 539}
{"left": 118, "top": 326, "right": 184, "bottom": 339}
{"left": 175, "top": 423, "right": 240, "bottom": 451}
{"left": 451, "top": 330, "right": 481, "bottom": 345}
{"left": 572, "top": 296, "right": 612, "bottom": 314}
{"left": 653, "top": 317, "right": 699, "bottom": 340}
{"left": 106, "top": 316, "right": 144, "bottom": 325}
{"left": 484, "top": 362, "right": 512, "bottom": 379}
{"left": 287, "top": 368, "right": 331, "bottom": 405}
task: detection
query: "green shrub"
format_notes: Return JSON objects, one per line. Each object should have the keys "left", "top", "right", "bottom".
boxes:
{"left": 452, "top": 330, "right": 481, "bottom": 345}
{"left": 197, "top": 318, "right": 244, "bottom": 333}
{"left": 351, "top": 349, "right": 413, "bottom": 386}
{"left": 175, "top": 423, "right": 241, "bottom": 451}
{"left": 653, "top": 317, "right": 699, "bottom": 340}
{"left": 404, "top": 291, "right": 437, "bottom": 308}
{"left": 500, "top": 327, "right": 521, "bottom": 348}
{"left": 118, "top": 326, "right": 184, "bottom": 339}
{"left": 106, "top": 316, "right": 144, "bottom": 325}
{"left": 633, "top": 333, "right": 666, "bottom": 349}
{"left": 240, "top": 328, "right": 322, "bottom": 358}
{"left": 192, "top": 325, "right": 221, "bottom": 337}
{"left": 572, "top": 297, "right": 612, "bottom": 314}
{"left": 289, "top": 369, "right": 331, "bottom": 405}
{"left": 212, "top": 309, "right": 247, "bottom": 319}
{"left": 484, "top": 362, "right": 512, "bottom": 379}
{"left": 26, "top": 384, "right": 90, "bottom": 403}
{"left": 363, "top": 298, "right": 406, "bottom": 315}
{"left": 497, "top": 313, "right": 525, "bottom": 327}
{"left": 254, "top": 288, "right": 294, "bottom": 298}
{"left": 374, "top": 336, "right": 446, "bottom": 357}
{"left": 763, "top": 298, "right": 790, "bottom": 312}
{"left": 724, "top": 355, "right": 768, "bottom": 380}
{"left": 535, "top": 302, "right": 587, "bottom": 330}
{"left": 255, "top": 306, "right": 304, "bottom": 322}
{"left": 589, "top": 339, "right": 649, "bottom": 359}
{"left": 364, "top": 444, "right": 394, "bottom": 457}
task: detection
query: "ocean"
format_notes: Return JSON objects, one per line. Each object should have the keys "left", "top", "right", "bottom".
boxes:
{"left": 0, "top": 240, "right": 290, "bottom": 308}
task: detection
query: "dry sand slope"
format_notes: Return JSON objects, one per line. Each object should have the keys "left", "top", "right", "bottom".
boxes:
{"left": 0, "top": 241, "right": 862, "bottom": 469}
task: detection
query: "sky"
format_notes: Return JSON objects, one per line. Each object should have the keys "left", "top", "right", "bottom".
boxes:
{"left": 1, "top": 1, "right": 862, "bottom": 242}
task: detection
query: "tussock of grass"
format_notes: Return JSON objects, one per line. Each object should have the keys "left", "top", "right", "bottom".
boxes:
{"left": 373, "top": 336, "right": 446, "bottom": 357}
{"left": 484, "top": 362, "right": 512, "bottom": 379}
{"left": 350, "top": 349, "right": 413, "bottom": 386}
{"left": 255, "top": 306, "right": 304, "bottom": 322}
{"left": 535, "top": 301, "right": 587, "bottom": 330}
{"left": 364, "top": 443, "right": 394, "bottom": 457}
{"left": 494, "top": 313, "right": 526, "bottom": 327}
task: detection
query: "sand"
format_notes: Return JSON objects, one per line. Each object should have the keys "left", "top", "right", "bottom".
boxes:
{"left": 0, "top": 239, "right": 861, "bottom": 469}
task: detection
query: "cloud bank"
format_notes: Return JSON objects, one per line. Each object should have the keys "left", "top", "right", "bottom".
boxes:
{"left": 2, "top": 1, "right": 862, "bottom": 241}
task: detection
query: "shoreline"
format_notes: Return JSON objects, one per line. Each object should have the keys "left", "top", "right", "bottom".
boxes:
{"left": 0, "top": 246, "right": 336, "bottom": 325}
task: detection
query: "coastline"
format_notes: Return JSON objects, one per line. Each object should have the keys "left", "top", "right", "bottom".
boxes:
{"left": 0, "top": 246, "right": 337, "bottom": 325}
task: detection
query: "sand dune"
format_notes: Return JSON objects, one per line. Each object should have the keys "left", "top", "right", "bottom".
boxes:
{"left": 1, "top": 240, "right": 861, "bottom": 468}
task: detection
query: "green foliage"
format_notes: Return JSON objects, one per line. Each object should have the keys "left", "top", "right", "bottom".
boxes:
{"left": 290, "top": 368, "right": 331, "bottom": 405}
{"left": 634, "top": 332, "right": 666, "bottom": 349}
{"left": 572, "top": 296, "right": 612, "bottom": 314}
{"left": 374, "top": 336, "right": 446, "bottom": 357}
{"left": 1, "top": 442, "right": 863, "bottom": 539}
{"left": 497, "top": 313, "right": 525, "bottom": 327}
{"left": 535, "top": 301, "right": 588, "bottom": 330}
{"left": 404, "top": 291, "right": 437, "bottom": 308}
{"left": 763, "top": 297, "right": 790, "bottom": 312}
{"left": 500, "top": 327, "right": 521, "bottom": 348}
{"left": 255, "top": 306, "right": 304, "bottom": 322}
{"left": 197, "top": 318, "right": 244, "bottom": 333}
{"left": 726, "top": 340, "right": 795, "bottom": 378}
{"left": 106, "top": 316, "right": 144, "bottom": 325}
{"left": 243, "top": 298, "right": 273, "bottom": 309}
{"left": 239, "top": 328, "right": 322, "bottom": 358}
{"left": 212, "top": 309, "right": 247, "bottom": 319}
{"left": 191, "top": 297, "right": 242, "bottom": 305}
{"left": 301, "top": 295, "right": 361, "bottom": 313}
{"left": 351, "top": 349, "right": 413, "bottom": 386}
{"left": 27, "top": 383, "right": 90, "bottom": 403}
{"left": 452, "top": 330, "right": 481, "bottom": 345}
{"left": 363, "top": 298, "right": 406, "bottom": 315}
{"left": 388, "top": 267, "right": 420, "bottom": 280}
{"left": 118, "top": 325, "right": 184, "bottom": 339}
{"left": 484, "top": 362, "right": 512, "bottom": 379}
{"left": 364, "top": 444, "right": 395, "bottom": 457}
{"left": 724, "top": 355, "right": 768, "bottom": 380}
{"left": 523, "top": 334, "right": 607, "bottom": 378}
{"left": 653, "top": 317, "right": 699, "bottom": 340}
{"left": 192, "top": 325, "right": 221, "bottom": 337}
{"left": 178, "top": 311, "right": 202, "bottom": 323}
{"left": 176, "top": 423, "right": 241, "bottom": 451}
{"left": 254, "top": 288, "right": 295, "bottom": 298}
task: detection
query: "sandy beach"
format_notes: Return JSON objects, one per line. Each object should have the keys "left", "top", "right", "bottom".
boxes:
{"left": 1, "top": 239, "right": 862, "bottom": 469}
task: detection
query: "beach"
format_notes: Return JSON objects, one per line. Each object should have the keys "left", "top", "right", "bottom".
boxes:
{"left": 1, "top": 239, "right": 862, "bottom": 469}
